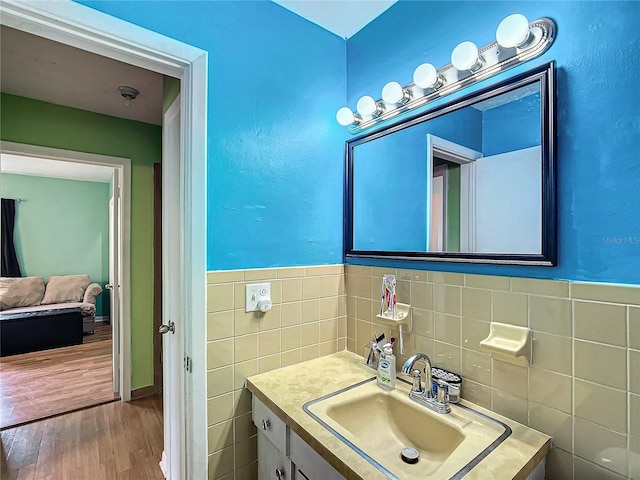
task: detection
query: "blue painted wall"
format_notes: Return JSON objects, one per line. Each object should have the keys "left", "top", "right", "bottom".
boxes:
{"left": 77, "top": 0, "right": 640, "bottom": 284}
{"left": 482, "top": 93, "right": 540, "bottom": 157}
{"left": 78, "top": 0, "right": 347, "bottom": 271}
{"left": 347, "top": 1, "right": 640, "bottom": 285}
{"left": 353, "top": 126, "right": 428, "bottom": 251}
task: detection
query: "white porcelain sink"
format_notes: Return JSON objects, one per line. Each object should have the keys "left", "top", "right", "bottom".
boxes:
{"left": 304, "top": 378, "right": 510, "bottom": 480}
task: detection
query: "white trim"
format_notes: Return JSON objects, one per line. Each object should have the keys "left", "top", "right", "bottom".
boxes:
{"left": 1, "top": 141, "right": 132, "bottom": 401}
{"left": 427, "top": 134, "right": 483, "bottom": 165}
{"left": 460, "top": 162, "right": 478, "bottom": 252}
{"left": 0, "top": 2, "right": 208, "bottom": 479}
{"left": 181, "top": 53, "right": 208, "bottom": 480}
{"left": 95, "top": 316, "right": 109, "bottom": 323}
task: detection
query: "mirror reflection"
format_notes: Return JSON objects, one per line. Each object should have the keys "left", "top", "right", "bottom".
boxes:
{"left": 352, "top": 81, "right": 543, "bottom": 256}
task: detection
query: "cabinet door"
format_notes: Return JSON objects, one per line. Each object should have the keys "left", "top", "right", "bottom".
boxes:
{"left": 289, "top": 430, "right": 344, "bottom": 480}
{"left": 258, "top": 433, "right": 292, "bottom": 480}
{"left": 253, "top": 396, "right": 287, "bottom": 452}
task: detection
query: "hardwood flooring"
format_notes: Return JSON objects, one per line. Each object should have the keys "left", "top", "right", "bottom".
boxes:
{"left": 83, "top": 323, "right": 112, "bottom": 344}
{"left": 0, "top": 395, "right": 164, "bottom": 480}
{"left": 0, "top": 323, "right": 118, "bottom": 430}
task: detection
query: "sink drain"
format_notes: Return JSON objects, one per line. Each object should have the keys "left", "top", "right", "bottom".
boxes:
{"left": 400, "top": 447, "right": 419, "bottom": 464}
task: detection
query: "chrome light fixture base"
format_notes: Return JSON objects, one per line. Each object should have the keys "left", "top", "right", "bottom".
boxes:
{"left": 345, "top": 17, "right": 555, "bottom": 134}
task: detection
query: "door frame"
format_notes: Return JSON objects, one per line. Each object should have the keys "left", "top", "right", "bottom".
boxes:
{"left": 426, "top": 134, "right": 482, "bottom": 252}
{"left": 0, "top": 141, "right": 131, "bottom": 399}
{"left": 0, "top": 1, "right": 208, "bottom": 478}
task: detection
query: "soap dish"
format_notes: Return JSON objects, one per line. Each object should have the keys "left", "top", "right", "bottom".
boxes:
{"left": 480, "top": 322, "right": 531, "bottom": 366}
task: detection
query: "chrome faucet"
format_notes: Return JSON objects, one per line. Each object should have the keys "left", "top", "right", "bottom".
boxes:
{"left": 402, "top": 353, "right": 450, "bottom": 414}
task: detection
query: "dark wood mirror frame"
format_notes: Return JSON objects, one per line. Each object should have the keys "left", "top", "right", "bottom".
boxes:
{"left": 344, "top": 61, "right": 557, "bottom": 266}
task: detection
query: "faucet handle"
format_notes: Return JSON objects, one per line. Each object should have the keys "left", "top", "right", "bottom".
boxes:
{"left": 411, "top": 369, "right": 424, "bottom": 394}
{"left": 436, "top": 379, "right": 449, "bottom": 405}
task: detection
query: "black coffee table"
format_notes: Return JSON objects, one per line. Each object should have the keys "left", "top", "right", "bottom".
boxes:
{"left": 0, "top": 308, "right": 84, "bottom": 357}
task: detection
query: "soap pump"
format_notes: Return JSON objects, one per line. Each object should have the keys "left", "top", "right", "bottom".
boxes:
{"left": 377, "top": 343, "right": 396, "bottom": 390}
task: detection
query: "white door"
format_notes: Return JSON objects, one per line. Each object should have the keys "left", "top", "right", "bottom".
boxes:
{"left": 160, "top": 94, "right": 185, "bottom": 479}
{"left": 108, "top": 175, "right": 120, "bottom": 395}
{"left": 474, "top": 146, "right": 542, "bottom": 253}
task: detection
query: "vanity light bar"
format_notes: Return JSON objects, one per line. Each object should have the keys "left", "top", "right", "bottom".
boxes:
{"left": 336, "top": 14, "right": 556, "bottom": 134}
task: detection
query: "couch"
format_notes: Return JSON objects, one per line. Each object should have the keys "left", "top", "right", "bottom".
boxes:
{"left": 0, "top": 275, "right": 103, "bottom": 334}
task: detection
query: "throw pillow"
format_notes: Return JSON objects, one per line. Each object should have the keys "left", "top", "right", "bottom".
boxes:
{"left": 41, "top": 275, "right": 91, "bottom": 304}
{"left": 0, "top": 276, "right": 46, "bottom": 311}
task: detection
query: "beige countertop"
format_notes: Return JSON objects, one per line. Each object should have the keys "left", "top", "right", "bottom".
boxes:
{"left": 247, "top": 351, "right": 550, "bottom": 480}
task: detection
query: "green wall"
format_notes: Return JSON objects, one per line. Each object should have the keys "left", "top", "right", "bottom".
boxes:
{"left": 0, "top": 93, "right": 161, "bottom": 390}
{"left": 1, "top": 173, "right": 110, "bottom": 315}
{"left": 162, "top": 76, "right": 180, "bottom": 113}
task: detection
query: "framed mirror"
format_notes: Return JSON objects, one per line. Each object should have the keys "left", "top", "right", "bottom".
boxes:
{"left": 345, "top": 61, "right": 556, "bottom": 266}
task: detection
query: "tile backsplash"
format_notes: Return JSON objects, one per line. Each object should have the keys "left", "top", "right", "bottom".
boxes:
{"left": 206, "top": 265, "right": 346, "bottom": 480}
{"left": 345, "top": 265, "right": 640, "bottom": 480}
{"left": 206, "top": 263, "right": 639, "bottom": 480}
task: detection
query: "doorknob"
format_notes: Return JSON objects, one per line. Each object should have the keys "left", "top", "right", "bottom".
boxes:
{"left": 159, "top": 321, "right": 175, "bottom": 334}
{"left": 105, "top": 284, "right": 113, "bottom": 290}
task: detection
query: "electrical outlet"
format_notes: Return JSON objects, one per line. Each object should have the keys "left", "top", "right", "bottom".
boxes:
{"left": 245, "top": 283, "right": 271, "bottom": 312}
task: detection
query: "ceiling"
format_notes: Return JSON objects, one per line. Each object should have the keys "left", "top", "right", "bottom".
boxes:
{"left": 1, "top": 154, "right": 114, "bottom": 183}
{"left": 273, "top": 0, "right": 397, "bottom": 38}
{"left": 0, "top": 25, "right": 164, "bottom": 126}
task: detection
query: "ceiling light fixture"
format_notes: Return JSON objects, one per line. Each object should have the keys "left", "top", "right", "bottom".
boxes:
{"left": 118, "top": 85, "right": 140, "bottom": 107}
{"left": 336, "top": 14, "right": 555, "bottom": 133}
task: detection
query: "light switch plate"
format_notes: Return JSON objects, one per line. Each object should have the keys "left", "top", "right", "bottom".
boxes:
{"left": 245, "top": 283, "right": 271, "bottom": 312}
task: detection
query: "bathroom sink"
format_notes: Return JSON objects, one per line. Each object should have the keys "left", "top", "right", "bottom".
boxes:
{"left": 304, "top": 378, "right": 511, "bottom": 480}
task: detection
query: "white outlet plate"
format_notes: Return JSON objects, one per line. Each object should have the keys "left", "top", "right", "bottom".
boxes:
{"left": 245, "top": 283, "right": 271, "bottom": 312}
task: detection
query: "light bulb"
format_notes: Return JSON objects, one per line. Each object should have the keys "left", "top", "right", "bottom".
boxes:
{"left": 451, "top": 41, "right": 482, "bottom": 71}
{"left": 381, "top": 81, "right": 407, "bottom": 105}
{"left": 356, "top": 95, "right": 379, "bottom": 117}
{"left": 413, "top": 63, "right": 441, "bottom": 89}
{"left": 496, "top": 13, "right": 531, "bottom": 49}
{"left": 336, "top": 107, "right": 357, "bottom": 126}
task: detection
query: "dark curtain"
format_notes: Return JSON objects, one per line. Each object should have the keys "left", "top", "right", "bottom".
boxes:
{"left": 1, "top": 199, "right": 22, "bottom": 277}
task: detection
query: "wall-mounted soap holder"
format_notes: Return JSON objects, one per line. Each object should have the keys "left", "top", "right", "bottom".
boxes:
{"left": 480, "top": 322, "right": 531, "bottom": 367}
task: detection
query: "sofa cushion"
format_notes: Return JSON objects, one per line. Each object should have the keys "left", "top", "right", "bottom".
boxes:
{"left": 42, "top": 275, "right": 91, "bottom": 305}
{"left": 0, "top": 276, "right": 46, "bottom": 311}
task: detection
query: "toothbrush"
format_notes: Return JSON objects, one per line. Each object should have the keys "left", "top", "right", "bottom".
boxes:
{"left": 391, "top": 277, "right": 397, "bottom": 319}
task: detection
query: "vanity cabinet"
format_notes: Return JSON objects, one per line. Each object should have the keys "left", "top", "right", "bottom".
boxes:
{"left": 252, "top": 395, "right": 344, "bottom": 480}
{"left": 289, "top": 429, "right": 343, "bottom": 480}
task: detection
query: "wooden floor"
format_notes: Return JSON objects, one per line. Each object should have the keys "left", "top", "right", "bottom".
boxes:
{"left": 82, "top": 322, "right": 112, "bottom": 344}
{"left": 0, "top": 395, "right": 164, "bottom": 480}
{"left": 0, "top": 323, "right": 118, "bottom": 430}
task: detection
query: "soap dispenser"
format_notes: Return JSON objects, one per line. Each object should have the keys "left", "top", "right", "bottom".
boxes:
{"left": 377, "top": 343, "right": 396, "bottom": 390}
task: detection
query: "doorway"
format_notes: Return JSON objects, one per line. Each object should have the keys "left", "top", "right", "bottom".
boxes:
{"left": 0, "top": 2, "right": 207, "bottom": 477}
{"left": 0, "top": 147, "right": 131, "bottom": 425}
{"left": 426, "top": 134, "right": 483, "bottom": 253}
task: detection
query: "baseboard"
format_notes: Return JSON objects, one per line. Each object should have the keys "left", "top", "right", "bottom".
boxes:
{"left": 95, "top": 316, "right": 109, "bottom": 323}
{"left": 159, "top": 451, "right": 168, "bottom": 478}
{"left": 131, "top": 386, "right": 156, "bottom": 400}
